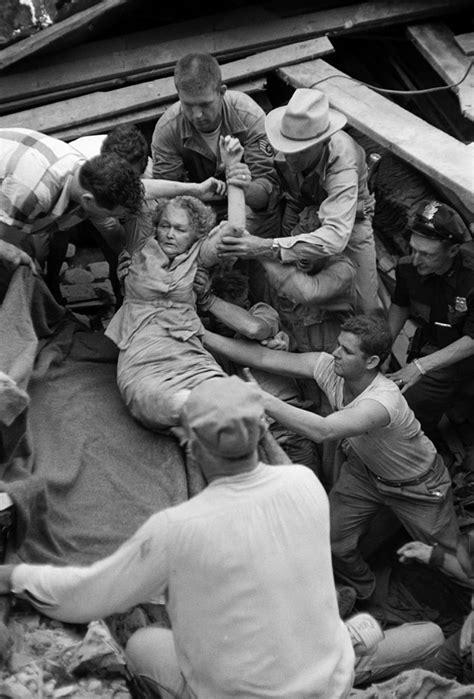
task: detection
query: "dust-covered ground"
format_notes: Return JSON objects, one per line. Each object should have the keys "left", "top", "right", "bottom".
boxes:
{"left": 0, "top": 600, "right": 132, "bottom": 698}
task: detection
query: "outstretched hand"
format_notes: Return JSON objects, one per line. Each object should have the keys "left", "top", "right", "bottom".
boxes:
{"left": 386, "top": 362, "right": 424, "bottom": 393}
{"left": 260, "top": 331, "right": 290, "bottom": 351}
{"left": 397, "top": 541, "right": 433, "bottom": 565}
{"left": 117, "top": 250, "right": 132, "bottom": 287}
{"left": 216, "top": 228, "right": 271, "bottom": 259}
{"left": 197, "top": 177, "right": 227, "bottom": 201}
{"left": 219, "top": 135, "right": 251, "bottom": 192}
{"left": 219, "top": 135, "right": 244, "bottom": 169}
{"left": 193, "top": 267, "right": 215, "bottom": 311}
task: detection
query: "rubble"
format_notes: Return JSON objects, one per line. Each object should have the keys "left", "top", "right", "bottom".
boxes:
{"left": 1, "top": 603, "right": 131, "bottom": 698}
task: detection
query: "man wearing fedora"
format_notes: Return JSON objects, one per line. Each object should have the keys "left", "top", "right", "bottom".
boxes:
{"left": 0, "top": 376, "right": 355, "bottom": 698}
{"left": 216, "top": 88, "right": 379, "bottom": 313}
{"left": 387, "top": 199, "right": 474, "bottom": 443}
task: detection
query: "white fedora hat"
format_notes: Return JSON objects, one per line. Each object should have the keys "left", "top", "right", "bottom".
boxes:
{"left": 265, "top": 88, "right": 347, "bottom": 154}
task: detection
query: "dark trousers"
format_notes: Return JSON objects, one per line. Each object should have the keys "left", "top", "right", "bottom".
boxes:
{"left": 424, "top": 628, "right": 474, "bottom": 684}
{"left": 329, "top": 455, "right": 459, "bottom": 600}
{"left": 404, "top": 365, "right": 462, "bottom": 443}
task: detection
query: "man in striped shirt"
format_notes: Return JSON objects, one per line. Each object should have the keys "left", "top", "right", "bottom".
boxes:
{"left": 0, "top": 127, "right": 143, "bottom": 272}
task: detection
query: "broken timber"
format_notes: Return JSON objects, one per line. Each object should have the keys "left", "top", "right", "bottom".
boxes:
{"left": 0, "top": 6, "right": 277, "bottom": 113}
{"left": 276, "top": 59, "right": 474, "bottom": 216}
{"left": 53, "top": 78, "right": 267, "bottom": 142}
{"left": 456, "top": 32, "right": 474, "bottom": 56}
{"left": 0, "top": 37, "right": 334, "bottom": 135}
{"left": 0, "top": 0, "right": 130, "bottom": 72}
{"left": 407, "top": 23, "right": 474, "bottom": 122}
{"left": 0, "top": 0, "right": 471, "bottom": 111}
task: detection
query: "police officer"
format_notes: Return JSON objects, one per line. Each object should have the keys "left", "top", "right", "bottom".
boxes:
{"left": 387, "top": 199, "right": 474, "bottom": 443}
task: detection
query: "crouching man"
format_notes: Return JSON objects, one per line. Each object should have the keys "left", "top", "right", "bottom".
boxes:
{"left": 0, "top": 377, "right": 354, "bottom": 698}
{"left": 204, "top": 314, "right": 463, "bottom": 602}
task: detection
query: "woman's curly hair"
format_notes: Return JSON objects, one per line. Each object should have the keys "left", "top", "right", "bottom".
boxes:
{"left": 152, "top": 196, "right": 216, "bottom": 238}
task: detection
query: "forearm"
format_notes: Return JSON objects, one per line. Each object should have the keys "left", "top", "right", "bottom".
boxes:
{"left": 208, "top": 297, "right": 271, "bottom": 340}
{"left": 10, "top": 563, "right": 122, "bottom": 622}
{"left": 263, "top": 392, "right": 330, "bottom": 442}
{"left": 388, "top": 304, "right": 410, "bottom": 340}
{"left": 10, "top": 515, "right": 168, "bottom": 623}
{"left": 204, "top": 331, "right": 315, "bottom": 378}
{"left": 261, "top": 259, "right": 353, "bottom": 305}
{"left": 277, "top": 178, "right": 357, "bottom": 261}
{"left": 143, "top": 179, "right": 201, "bottom": 200}
{"left": 417, "top": 336, "right": 474, "bottom": 374}
{"left": 0, "top": 565, "right": 15, "bottom": 595}
{"left": 431, "top": 546, "right": 472, "bottom": 586}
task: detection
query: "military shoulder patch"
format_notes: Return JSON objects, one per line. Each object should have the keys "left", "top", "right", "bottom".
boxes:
{"left": 258, "top": 138, "right": 274, "bottom": 157}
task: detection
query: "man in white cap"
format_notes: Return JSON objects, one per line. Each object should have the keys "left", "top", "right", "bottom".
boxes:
{"left": 0, "top": 376, "right": 354, "bottom": 698}
{"left": 216, "top": 88, "right": 379, "bottom": 313}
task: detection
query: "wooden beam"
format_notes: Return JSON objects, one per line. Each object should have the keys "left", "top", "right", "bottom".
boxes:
{"left": 276, "top": 59, "right": 474, "bottom": 215}
{"left": 456, "top": 32, "right": 474, "bottom": 56}
{"left": 0, "top": 7, "right": 276, "bottom": 113}
{"left": 0, "top": 0, "right": 471, "bottom": 105}
{"left": 0, "top": 37, "right": 333, "bottom": 134}
{"left": 407, "top": 23, "right": 474, "bottom": 121}
{"left": 53, "top": 78, "right": 267, "bottom": 142}
{"left": 0, "top": 0, "right": 130, "bottom": 72}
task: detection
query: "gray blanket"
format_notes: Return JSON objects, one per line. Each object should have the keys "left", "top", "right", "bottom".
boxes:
{"left": 0, "top": 266, "right": 201, "bottom": 565}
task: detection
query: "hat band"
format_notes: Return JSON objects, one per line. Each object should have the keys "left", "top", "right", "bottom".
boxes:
{"left": 280, "top": 121, "right": 331, "bottom": 142}
{"left": 413, "top": 220, "right": 456, "bottom": 242}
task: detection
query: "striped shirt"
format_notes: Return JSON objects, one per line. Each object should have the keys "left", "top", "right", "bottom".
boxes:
{"left": 0, "top": 128, "right": 84, "bottom": 234}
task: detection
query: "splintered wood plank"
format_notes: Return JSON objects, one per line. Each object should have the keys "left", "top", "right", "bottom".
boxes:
{"left": 0, "top": 37, "right": 333, "bottom": 134}
{"left": 455, "top": 32, "right": 474, "bottom": 56}
{"left": 407, "top": 23, "right": 474, "bottom": 121}
{"left": 53, "top": 78, "right": 267, "bottom": 141}
{"left": 277, "top": 59, "right": 474, "bottom": 214}
{"left": 0, "top": 0, "right": 130, "bottom": 71}
{"left": 0, "top": 6, "right": 276, "bottom": 111}
{"left": 0, "top": 0, "right": 470, "bottom": 105}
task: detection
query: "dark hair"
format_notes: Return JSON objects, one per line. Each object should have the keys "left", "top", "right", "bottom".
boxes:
{"left": 340, "top": 312, "right": 392, "bottom": 365}
{"left": 101, "top": 124, "right": 149, "bottom": 174}
{"left": 79, "top": 154, "right": 143, "bottom": 215}
{"left": 174, "top": 53, "right": 222, "bottom": 94}
{"left": 212, "top": 270, "right": 249, "bottom": 307}
{"left": 152, "top": 196, "right": 216, "bottom": 239}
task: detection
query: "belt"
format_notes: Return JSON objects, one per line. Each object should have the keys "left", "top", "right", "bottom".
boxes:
{"left": 372, "top": 463, "right": 435, "bottom": 488}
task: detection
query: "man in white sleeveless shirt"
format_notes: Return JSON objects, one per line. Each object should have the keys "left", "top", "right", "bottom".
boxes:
{"left": 204, "top": 313, "right": 462, "bottom": 601}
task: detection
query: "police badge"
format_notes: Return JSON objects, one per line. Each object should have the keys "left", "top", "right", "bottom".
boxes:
{"left": 421, "top": 201, "right": 440, "bottom": 221}
{"left": 454, "top": 296, "right": 468, "bottom": 313}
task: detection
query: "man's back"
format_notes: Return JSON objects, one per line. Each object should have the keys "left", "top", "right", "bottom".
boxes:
{"left": 0, "top": 128, "right": 82, "bottom": 235}
{"left": 165, "top": 463, "right": 354, "bottom": 698}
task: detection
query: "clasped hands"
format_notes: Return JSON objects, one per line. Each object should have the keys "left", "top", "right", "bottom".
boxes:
{"left": 219, "top": 135, "right": 251, "bottom": 192}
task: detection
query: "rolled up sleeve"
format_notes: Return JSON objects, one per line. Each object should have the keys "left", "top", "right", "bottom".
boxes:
{"left": 276, "top": 166, "right": 358, "bottom": 262}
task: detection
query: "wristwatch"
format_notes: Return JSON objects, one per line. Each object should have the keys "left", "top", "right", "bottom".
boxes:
{"left": 271, "top": 239, "right": 281, "bottom": 260}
